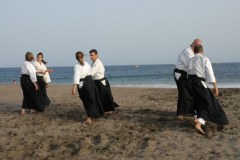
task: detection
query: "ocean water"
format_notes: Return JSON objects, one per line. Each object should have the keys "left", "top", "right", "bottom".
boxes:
{"left": 0, "top": 63, "right": 239, "bottom": 88}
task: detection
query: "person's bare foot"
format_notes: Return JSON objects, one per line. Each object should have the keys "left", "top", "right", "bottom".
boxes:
{"left": 20, "top": 109, "right": 26, "bottom": 115}
{"left": 195, "top": 122, "right": 205, "bottom": 135}
{"left": 177, "top": 115, "right": 184, "bottom": 121}
{"left": 30, "top": 109, "right": 37, "bottom": 113}
{"left": 84, "top": 117, "right": 92, "bottom": 124}
{"left": 104, "top": 111, "right": 113, "bottom": 116}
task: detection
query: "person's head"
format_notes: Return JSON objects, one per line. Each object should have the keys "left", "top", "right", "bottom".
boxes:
{"left": 194, "top": 44, "right": 203, "bottom": 54}
{"left": 89, "top": 49, "right": 98, "bottom": 62}
{"left": 37, "top": 52, "right": 47, "bottom": 64}
{"left": 191, "top": 39, "right": 202, "bottom": 49}
{"left": 75, "top": 51, "right": 85, "bottom": 66}
{"left": 25, "top": 52, "right": 34, "bottom": 62}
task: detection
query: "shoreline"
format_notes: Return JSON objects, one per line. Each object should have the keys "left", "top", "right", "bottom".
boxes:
{"left": 0, "top": 84, "right": 240, "bottom": 159}
{"left": 1, "top": 83, "right": 240, "bottom": 88}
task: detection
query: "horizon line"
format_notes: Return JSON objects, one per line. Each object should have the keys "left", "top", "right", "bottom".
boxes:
{"left": 0, "top": 61, "right": 240, "bottom": 69}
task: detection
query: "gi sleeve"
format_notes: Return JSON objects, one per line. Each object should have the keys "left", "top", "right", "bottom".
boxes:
{"left": 73, "top": 64, "right": 80, "bottom": 84}
{"left": 205, "top": 58, "right": 216, "bottom": 83}
{"left": 27, "top": 63, "right": 37, "bottom": 82}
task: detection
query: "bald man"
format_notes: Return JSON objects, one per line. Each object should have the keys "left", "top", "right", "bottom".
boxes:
{"left": 174, "top": 39, "right": 202, "bottom": 118}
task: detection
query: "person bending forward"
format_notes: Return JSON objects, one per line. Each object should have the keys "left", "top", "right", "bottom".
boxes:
{"left": 188, "top": 44, "right": 229, "bottom": 135}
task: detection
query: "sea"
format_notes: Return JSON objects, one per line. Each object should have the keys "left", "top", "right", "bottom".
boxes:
{"left": 0, "top": 63, "right": 240, "bottom": 88}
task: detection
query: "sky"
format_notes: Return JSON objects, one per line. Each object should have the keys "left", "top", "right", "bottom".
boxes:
{"left": 0, "top": 0, "right": 239, "bottom": 67}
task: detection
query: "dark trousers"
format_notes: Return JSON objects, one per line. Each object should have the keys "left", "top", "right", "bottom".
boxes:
{"left": 94, "top": 77, "right": 119, "bottom": 112}
{"left": 20, "top": 75, "right": 45, "bottom": 112}
{"left": 37, "top": 76, "right": 51, "bottom": 106}
{"left": 174, "top": 68, "right": 194, "bottom": 116}
{"left": 188, "top": 75, "right": 229, "bottom": 125}
{"left": 78, "top": 76, "right": 104, "bottom": 118}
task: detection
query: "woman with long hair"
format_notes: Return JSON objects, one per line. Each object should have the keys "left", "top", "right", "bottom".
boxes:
{"left": 72, "top": 51, "right": 104, "bottom": 124}
{"left": 33, "top": 52, "right": 53, "bottom": 106}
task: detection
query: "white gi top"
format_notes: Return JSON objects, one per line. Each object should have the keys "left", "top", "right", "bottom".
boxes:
{"left": 91, "top": 58, "right": 105, "bottom": 80}
{"left": 33, "top": 61, "right": 51, "bottom": 83}
{"left": 33, "top": 61, "right": 47, "bottom": 76}
{"left": 21, "top": 61, "right": 37, "bottom": 82}
{"left": 73, "top": 62, "right": 91, "bottom": 84}
{"left": 188, "top": 53, "right": 216, "bottom": 83}
{"left": 175, "top": 46, "right": 194, "bottom": 72}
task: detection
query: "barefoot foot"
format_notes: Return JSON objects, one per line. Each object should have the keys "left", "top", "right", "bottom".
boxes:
{"left": 20, "top": 109, "right": 26, "bottom": 115}
{"left": 195, "top": 122, "right": 205, "bottom": 135}
{"left": 84, "top": 117, "right": 92, "bottom": 124}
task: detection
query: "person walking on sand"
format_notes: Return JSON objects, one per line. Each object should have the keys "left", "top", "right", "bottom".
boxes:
{"left": 72, "top": 51, "right": 104, "bottom": 124}
{"left": 174, "top": 39, "right": 202, "bottom": 119}
{"left": 89, "top": 49, "right": 119, "bottom": 114}
{"left": 20, "top": 52, "right": 45, "bottom": 114}
{"left": 33, "top": 52, "right": 53, "bottom": 106}
{"left": 188, "top": 44, "right": 229, "bottom": 135}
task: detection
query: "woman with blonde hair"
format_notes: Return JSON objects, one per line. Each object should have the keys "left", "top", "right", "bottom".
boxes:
{"left": 72, "top": 51, "right": 104, "bottom": 123}
{"left": 20, "top": 52, "right": 45, "bottom": 114}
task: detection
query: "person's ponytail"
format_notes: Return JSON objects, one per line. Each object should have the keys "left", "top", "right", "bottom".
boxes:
{"left": 75, "top": 51, "right": 85, "bottom": 66}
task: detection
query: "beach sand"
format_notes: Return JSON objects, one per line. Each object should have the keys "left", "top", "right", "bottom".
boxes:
{"left": 0, "top": 84, "right": 239, "bottom": 159}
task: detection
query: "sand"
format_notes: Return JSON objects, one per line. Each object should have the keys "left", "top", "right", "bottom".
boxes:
{"left": 0, "top": 84, "right": 239, "bottom": 159}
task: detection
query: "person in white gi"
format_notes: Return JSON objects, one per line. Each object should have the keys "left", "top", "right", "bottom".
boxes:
{"left": 33, "top": 52, "right": 53, "bottom": 106}
{"left": 72, "top": 51, "right": 104, "bottom": 124}
{"left": 89, "top": 49, "right": 119, "bottom": 114}
{"left": 174, "top": 39, "right": 202, "bottom": 120}
{"left": 20, "top": 52, "right": 45, "bottom": 114}
{"left": 188, "top": 44, "right": 228, "bottom": 135}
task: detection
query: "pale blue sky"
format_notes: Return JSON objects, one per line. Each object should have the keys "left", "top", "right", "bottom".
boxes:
{"left": 0, "top": 0, "right": 239, "bottom": 67}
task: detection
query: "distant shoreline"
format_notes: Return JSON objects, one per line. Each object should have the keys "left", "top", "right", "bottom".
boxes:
{"left": 1, "top": 63, "right": 239, "bottom": 88}
{"left": 1, "top": 84, "right": 240, "bottom": 89}
{"left": 0, "top": 62, "right": 240, "bottom": 69}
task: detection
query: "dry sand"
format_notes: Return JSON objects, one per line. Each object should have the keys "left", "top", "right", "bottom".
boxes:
{"left": 0, "top": 84, "right": 239, "bottom": 160}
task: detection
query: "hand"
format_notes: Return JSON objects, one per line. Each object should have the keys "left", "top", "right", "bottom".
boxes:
{"left": 40, "top": 70, "right": 46, "bottom": 75}
{"left": 72, "top": 84, "right": 77, "bottom": 95}
{"left": 72, "top": 90, "right": 76, "bottom": 95}
{"left": 212, "top": 82, "right": 219, "bottom": 97}
{"left": 72, "top": 87, "right": 76, "bottom": 95}
{"left": 35, "top": 84, "right": 38, "bottom": 91}
{"left": 47, "top": 69, "right": 53, "bottom": 73}
{"left": 214, "top": 87, "right": 219, "bottom": 96}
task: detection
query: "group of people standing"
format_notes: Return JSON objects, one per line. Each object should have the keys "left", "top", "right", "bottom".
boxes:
{"left": 20, "top": 43, "right": 229, "bottom": 134}
{"left": 174, "top": 39, "right": 229, "bottom": 135}
{"left": 20, "top": 52, "right": 53, "bottom": 114}
{"left": 20, "top": 49, "right": 118, "bottom": 124}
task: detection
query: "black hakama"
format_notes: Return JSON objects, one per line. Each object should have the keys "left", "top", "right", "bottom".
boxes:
{"left": 77, "top": 75, "right": 104, "bottom": 118}
{"left": 174, "top": 68, "right": 195, "bottom": 116}
{"left": 37, "top": 76, "right": 51, "bottom": 106}
{"left": 20, "top": 74, "right": 45, "bottom": 112}
{"left": 188, "top": 75, "right": 229, "bottom": 125}
{"left": 94, "top": 77, "right": 119, "bottom": 112}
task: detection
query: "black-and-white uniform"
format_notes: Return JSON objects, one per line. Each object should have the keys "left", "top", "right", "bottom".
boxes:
{"left": 20, "top": 61, "right": 45, "bottom": 112}
{"left": 73, "top": 62, "right": 104, "bottom": 118}
{"left": 174, "top": 46, "right": 195, "bottom": 115}
{"left": 91, "top": 58, "right": 119, "bottom": 112}
{"left": 188, "top": 53, "right": 228, "bottom": 125}
{"left": 34, "top": 61, "right": 51, "bottom": 106}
